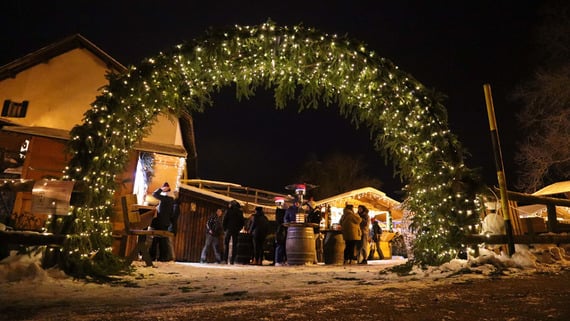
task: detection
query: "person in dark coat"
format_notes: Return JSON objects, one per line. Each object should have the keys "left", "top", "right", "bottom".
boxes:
{"left": 249, "top": 206, "right": 269, "bottom": 265}
{"left": 274, "top": 205, "right": 287, "bottom": 266}
{"left": 222, "top": 200, "right": 244, "bottom": 264}
{"left": 369, "top": 218, "right": 384, "bottom": 260}
{"left": 169, "top": 191, "right": 180, "bottom": 235}
{"left": 284, "top": 199, "right": 300, "bottom": 223}
{"left": 200, "top": 208, "right": 224, "bottom": 263}
{"left": 150, "top": 182, "right": 175, "bottom": 261}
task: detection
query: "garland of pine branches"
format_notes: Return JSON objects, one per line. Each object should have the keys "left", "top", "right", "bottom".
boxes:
{"left": 47, "top": 20, "right": 483, "bottom": 277}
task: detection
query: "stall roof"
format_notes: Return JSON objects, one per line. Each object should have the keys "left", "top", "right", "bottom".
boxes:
{"left": 315, "top": 187, "right": 404, "bottom": 220}
{"left": 532, "top": 181, "right": 570, "bottom": 196}
{"left": 1, "top": 125, "right": 187, "bottom": 157}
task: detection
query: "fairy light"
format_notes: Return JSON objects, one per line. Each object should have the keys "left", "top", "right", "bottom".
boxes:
{"left": 50, "top": 20, "right": 481, "bottom": 275}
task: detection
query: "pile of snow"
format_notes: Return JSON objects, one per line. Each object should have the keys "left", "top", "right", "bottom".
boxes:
{"left": 0, "top": 251, "right": 67, "bottom": 282}
{"left": 432, "top": 244, "right": 570, "bottom": 277}
{"left": 1, "top": 243, "right": 569, "bottom": 284}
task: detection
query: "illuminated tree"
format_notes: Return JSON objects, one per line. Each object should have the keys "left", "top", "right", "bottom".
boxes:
{"left": 47, "top": 21, "right": 483, "bottom": 277}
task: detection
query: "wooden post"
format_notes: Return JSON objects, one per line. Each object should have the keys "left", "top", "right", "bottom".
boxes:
{"left": 484, "top": 84, "right": 515, "bottom": 256}
{"left": 546, "top": 204, "right": 558, "bottom": 233}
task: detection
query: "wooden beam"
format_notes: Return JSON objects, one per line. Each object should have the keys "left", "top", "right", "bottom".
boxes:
{"left": 0, "top": 230, "right": 66, "bottom": 246}
{"left": 464, "top": 233, "right": 570, "bottom": 244}
{"left": 496, "top": 187, "right": 570, "bottom": 207}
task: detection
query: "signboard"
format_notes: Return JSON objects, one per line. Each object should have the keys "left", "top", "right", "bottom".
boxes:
{"left": 32, "top": 180, "right": 75, "bottom": 215}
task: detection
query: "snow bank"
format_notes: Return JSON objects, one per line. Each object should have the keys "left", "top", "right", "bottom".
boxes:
{"left": 0, "top": 251, "right": 66, "bottom": 282}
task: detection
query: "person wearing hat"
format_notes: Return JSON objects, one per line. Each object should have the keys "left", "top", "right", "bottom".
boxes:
{"left": 248, "top": 206, "right": 269, "bottom": 265}
{"left": 150, "top": 182, "right": 176, "bottom": 261}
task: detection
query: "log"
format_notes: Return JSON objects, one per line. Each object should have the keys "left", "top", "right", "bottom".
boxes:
{"left": 0, "top": 230, "right": 66, "bottom": 247}
{"left": 496, "top": 187, "right": 570, "bottom": 207}
{"left": 464, "top": 233, "right": 570, "bottom": 245}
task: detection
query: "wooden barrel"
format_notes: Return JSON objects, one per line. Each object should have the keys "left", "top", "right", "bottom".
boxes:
{"left": 235, "top": 233, "right": 253, "bottom": 264}
{"left": 285, "top": 224, "right": 316, "bottom": 265}
{"left": 323, "top": 230, "right": 345, "bottom": 265}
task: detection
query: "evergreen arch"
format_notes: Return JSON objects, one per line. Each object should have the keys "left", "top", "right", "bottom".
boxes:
{"left": 52, "top": 21, "right": 483, "bottom": 276}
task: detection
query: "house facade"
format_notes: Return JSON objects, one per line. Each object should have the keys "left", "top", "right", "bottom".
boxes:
{"left": 0, "top": 34, "right": 188, "bottom": 230}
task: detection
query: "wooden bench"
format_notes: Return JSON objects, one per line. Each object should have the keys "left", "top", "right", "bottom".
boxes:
{"left": 115, "top": 194, "right": 174, "bottom": 267}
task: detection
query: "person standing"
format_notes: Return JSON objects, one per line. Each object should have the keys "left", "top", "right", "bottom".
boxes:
{"left": 274, "top": 204, "right": 287, "bottom": 266}
{"left": 284, "top": 199, "right": 300, "bottom": 223}
{"left": 169, "top": 191, "right": 180, "bottom": 235}
{"left": 356, "top": 205, "right": 371, "bottom": 264}
{"left": 370, "top": 218, "right": 384, "bottom": 260}
{"left": 222, "top": 200, "right": 244, "bottom": 264}
{"left": 249, "top": 206, "right": 269, "bottom": 265}
{"left": 339, "top": 203, "right": 361, "bottom": 265}
{"left": 303, "top": 195, "right": 316, "bottom": 213}
{"left": 150, "top": 182, "right": 175, "bottom": 262}
{"left": 200, "top": 208, "right": 224, "bottom": 263}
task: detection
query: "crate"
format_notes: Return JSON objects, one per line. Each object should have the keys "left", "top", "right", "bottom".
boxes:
{"left": 520, "top": 217, "right": 547, "bottom": 234}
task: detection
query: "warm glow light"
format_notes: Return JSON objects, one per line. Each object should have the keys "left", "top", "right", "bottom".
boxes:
{"left": 53, "top": 20, "right": 480, "bottom": 275}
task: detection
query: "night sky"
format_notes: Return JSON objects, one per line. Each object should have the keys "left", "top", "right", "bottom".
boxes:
{"left": 1, "top": 1, "right": 543, "bottom": 198}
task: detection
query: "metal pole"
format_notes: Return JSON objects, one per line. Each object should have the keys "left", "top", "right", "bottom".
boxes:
{"left": 483, "top": 84, "right": 515, "bottom": 256}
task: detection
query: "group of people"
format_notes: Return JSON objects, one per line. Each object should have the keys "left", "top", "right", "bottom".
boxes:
{"left": 150, "top": 185, "right": 384, "bottom": 266}
{"left": 339, "top": 203, "right": 383, "bottom": 264}
{"left": 274, "top": 197, "right": 323, "bottom": 266}
{"left": 200, "top": 200, "right": 271, "bottom": 265}
{"left": 201, "top": 197, "right": 322, "bottom": 266}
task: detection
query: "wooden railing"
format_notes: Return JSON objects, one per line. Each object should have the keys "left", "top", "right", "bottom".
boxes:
{"left": 465, "top": 188, "right": 570, "bottom": 245}
{"left": 180, "top": 179, "right": 289, "bottom": 207}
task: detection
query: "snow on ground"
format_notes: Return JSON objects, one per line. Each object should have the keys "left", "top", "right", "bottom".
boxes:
{"left": 1, "top": 243, "right": 569, "bottom": 319}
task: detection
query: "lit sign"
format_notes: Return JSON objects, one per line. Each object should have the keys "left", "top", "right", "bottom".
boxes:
{"left": 19, "top": 139, "right": 29, "bottom": 160}
{"left": 32, "top": 180, "right": 74, "bottom": 215}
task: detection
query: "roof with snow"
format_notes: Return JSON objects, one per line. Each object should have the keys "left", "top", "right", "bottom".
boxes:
{"left": 532, "top": 181, "right": 570, "bottom": 196}
{"left": 315, "top": 187, "right": 404, "bottom": 220}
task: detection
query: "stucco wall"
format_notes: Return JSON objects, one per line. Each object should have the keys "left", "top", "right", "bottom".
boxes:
{"left": 0, "top": 48, "right": 181, "bottom": 145}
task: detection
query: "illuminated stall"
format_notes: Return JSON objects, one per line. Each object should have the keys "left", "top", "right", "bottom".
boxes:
{"left": 316, "top": 187, "right": 410, "bottom": 259}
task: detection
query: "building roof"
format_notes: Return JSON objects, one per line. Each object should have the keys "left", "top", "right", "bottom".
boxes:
{"left": 532, "top": 181, "right": 570, "bottom": 196}
{"left": 0, "top": 34, "right": 127, "bottom": 80}
{"left": 316, "top": 187, "right": 404, "bottom": 220}
{"left": 1, "top": 125, "right": 186, "bottom": 157}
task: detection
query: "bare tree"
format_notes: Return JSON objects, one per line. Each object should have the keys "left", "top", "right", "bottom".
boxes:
{"left": 297, "top": 152, "right": 383, "bottom": 199}
{"left": 514, "top": 0, "right": 570, "bottom": 192}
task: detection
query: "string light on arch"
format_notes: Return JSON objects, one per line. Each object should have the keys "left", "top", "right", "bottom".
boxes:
{"left": 51, "top": 20, "right": 482, "bottom": 277}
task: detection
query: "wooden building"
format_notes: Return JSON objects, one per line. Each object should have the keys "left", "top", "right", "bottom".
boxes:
{"left": 315, "top": 187, "right": 410, "bottom": 259}
{"left": 315, "top": 187, "right": 404, "bottom": 231}
{"left": 172, "top": 180, "right": 288, "bottom": 262}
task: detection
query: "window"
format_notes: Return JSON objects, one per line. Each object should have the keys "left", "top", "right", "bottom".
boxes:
{"left": 2, "top": 99, "right": 28, "bottom": 117}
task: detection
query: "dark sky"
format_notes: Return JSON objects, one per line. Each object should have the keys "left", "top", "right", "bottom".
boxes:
{"left": 1, "top": 1, "right": 543, "bottom": 198}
